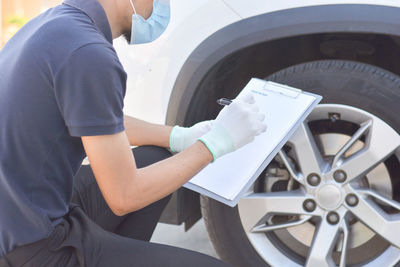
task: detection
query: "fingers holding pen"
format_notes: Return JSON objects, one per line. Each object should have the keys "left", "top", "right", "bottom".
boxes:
{"left": 236, "top": 92, "right": 255, "bottom": 104}
{"left": 199, "top": 93, "right": 268, "bottom": 161}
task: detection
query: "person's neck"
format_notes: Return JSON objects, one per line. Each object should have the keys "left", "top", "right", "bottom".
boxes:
{"left": 97, "top": 0, "right": 123, "bottom": 39}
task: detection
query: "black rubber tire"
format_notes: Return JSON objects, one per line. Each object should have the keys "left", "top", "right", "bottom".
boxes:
{"left": 201, "top": 60, "right": 400, "bottom": 267}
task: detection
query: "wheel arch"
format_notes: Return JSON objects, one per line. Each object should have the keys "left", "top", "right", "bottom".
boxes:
{"left": 166, "top": 4, "right": 400, "bottom": 126}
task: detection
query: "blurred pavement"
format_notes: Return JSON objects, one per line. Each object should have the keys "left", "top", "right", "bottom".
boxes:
{"left": 150, "top": 218, "right": 218, "bottom": 258}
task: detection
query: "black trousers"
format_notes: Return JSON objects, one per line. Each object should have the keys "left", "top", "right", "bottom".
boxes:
{"left": 0, "top": 146, "right": 230, "bottom": 267}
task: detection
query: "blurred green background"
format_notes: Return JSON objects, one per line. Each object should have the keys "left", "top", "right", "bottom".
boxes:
{"left": 0, "top": 0, "right": 61, "bottom": 47}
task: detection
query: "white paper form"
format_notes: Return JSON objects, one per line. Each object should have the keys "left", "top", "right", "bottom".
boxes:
{"left": 184, "top": 78, "right": 322, "bottom": 206}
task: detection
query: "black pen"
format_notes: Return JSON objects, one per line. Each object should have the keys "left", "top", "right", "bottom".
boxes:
{"left": 216, "top": 98, "right": 232, "bottom": 106}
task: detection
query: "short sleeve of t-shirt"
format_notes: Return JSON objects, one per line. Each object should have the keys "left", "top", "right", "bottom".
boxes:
{"left": 54, "top": 43, "right": 127, "bottom": 137}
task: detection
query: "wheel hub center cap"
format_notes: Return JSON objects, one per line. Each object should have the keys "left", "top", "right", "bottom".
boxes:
{"left": 316, "top": 184, "right": 342, "bottom": 210}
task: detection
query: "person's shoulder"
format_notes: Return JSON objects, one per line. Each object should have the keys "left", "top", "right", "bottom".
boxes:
{"left": 33, "top": 5, "right": 119, "bottom": 72}
{"left": 69, "top": 43, "right": 121, "bottom": 69}
{"left": 18, "top": 4, "right": 107, "bottom": 60}
{"left": 42, "top": 5, "right": 108, "bottom": 47}
{"left": 53, "top": 42, "right": 125, "bottom": 84}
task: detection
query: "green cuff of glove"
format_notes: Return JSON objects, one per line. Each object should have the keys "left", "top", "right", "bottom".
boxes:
{"left": 169, "top": 125, "right": 185, "bottom": 153}
{"left": 198, "top": 138, "right": 217, "bottom": 162}
{"left": 198, "top": 123, "right": 235, "bottom": 162}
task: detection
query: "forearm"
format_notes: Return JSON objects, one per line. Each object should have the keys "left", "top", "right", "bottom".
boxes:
{"left": 82, "top": 131, "right": 212, "bottom": 216}
{"left": 124, "top": 115, "right": 172, "bottom": 147}
{"left": 122, "top": 141, "right": 212, "bottom": 213}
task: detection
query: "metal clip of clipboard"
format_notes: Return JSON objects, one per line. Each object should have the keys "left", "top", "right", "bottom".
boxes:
{"left": 263, "top": 81, "right": 302, "bottom": 99}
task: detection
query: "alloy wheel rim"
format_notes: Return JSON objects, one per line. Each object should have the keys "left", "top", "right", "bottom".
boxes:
{"left": 238, "top": 104, "right": 400, "bottom": 267}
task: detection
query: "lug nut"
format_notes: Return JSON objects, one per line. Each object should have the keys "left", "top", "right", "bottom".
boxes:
{"left": 345, "top": 194, "right": 359, "bottom": 207}
{"left": 307, "top": 173, "right": 321, "bottom": 186}
{"left": 303, "top": 199, "right": 317, "bottom": 212}
{"left": 327, "top": 211, "right": 340, "bottom": 225}
{"left": 333, "top": 170, "right": 347, "bottom": 183}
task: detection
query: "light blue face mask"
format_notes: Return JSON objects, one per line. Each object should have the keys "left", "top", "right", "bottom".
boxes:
{"left": 129, "top": 0, "right": 170, "bottom": 45}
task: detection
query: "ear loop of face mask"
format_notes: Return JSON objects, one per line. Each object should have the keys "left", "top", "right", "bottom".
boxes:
{"left": 129, "top": 0, "right": 137, "bottom": 16}
{"left": 129, "top": 0, "right": 161, "bottom": 20}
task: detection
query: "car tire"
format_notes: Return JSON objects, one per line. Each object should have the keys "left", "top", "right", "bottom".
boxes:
{"left": 201, "top": 60, "right": 400, "bottom": 267}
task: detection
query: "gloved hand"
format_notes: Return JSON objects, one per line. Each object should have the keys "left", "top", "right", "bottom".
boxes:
{"left": 169, "top": 120, "right": 213, "bottom": 152}
{"left": 198, "top": 93, "right": 267, "bottom": 161}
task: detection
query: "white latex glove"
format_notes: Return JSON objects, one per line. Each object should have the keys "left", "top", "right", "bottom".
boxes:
{"left": 169, "top": 120, "right": 213, "bottom": 152}
{"left": 199, "top": 93, "right": 267, "bottom": 161}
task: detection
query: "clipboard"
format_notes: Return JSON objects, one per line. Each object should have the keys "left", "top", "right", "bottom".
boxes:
{"left": 184, "top": 78, "right": 322, "bottom": 207}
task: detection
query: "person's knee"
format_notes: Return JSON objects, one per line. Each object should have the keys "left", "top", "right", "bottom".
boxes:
{"left": 132, "top": 146, "right": 172, "bottom": 168}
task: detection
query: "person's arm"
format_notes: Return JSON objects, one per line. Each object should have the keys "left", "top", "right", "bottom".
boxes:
{"left": 82, "top": 131, "right": 212, "bottom": 216}
{"left": 84, "top": 93, "right": 266, "bottom": 217}
{"left": 123, "top": 115, "right": 172, "bottom": 148}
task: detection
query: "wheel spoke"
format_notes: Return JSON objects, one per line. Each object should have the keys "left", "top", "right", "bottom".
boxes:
{"left": 332, "top": 120, "right": 372, "bottom": 168}
{"left": 347, "top": 189, "right": 400, "bottom": 247}
{"left": 252, "top": 215, "right": 312, "bottom": 233}
{"left": 339, "top": 219, "right": 350, "bottom": 267}
{"left": 357, "top": 188, "right": 400, "bottom": 211}
{"left": 289, "top": 122, "right": 326, "bottom": 176}
{"left": 328, "top": 117, "right": 400, "bottom": 183}
{"left": 238, "top": 190, "right": 313, "bottom": 232}
{"left": 305, "top": 216, "right": 343, "bottom": 267}
{"left": 278, "top": 150, "right": 303, "bottom": 184}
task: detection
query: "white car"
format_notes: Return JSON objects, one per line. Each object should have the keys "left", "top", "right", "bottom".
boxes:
{"left": 114, "top": 1, "right": 400, "bottom": 266}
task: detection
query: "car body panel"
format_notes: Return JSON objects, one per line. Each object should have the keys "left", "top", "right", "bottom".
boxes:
{"left": 222, "top": 0, "right": 400, "bottom": 18}
{"left": 116, "top": 0, "right": 400, "bottom": 127}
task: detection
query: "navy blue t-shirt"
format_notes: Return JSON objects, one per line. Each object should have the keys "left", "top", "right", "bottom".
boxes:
{"left": 0, "top": 0, "right": 126, "bottom": 256}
